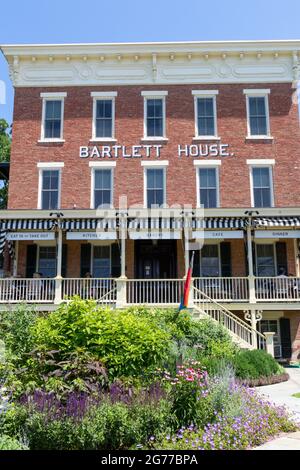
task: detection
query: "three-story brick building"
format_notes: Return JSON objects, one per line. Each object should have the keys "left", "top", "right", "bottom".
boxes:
{"left": 1, "top": 40, "right": 300, "bottom": 359}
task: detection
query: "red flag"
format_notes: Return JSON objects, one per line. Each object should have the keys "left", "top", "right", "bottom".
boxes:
{"left": 179, "top": 251, "right": 194, "bottom": 311}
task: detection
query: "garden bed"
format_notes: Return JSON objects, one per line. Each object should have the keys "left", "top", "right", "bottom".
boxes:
{"left": 0, "top": 300, "right": 298, "bottom": 450}
{"left": 240, "top": 372, "right": 289, "bottom": 388}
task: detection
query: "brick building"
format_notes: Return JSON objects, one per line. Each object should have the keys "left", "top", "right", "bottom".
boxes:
{"left": 1, "top": 40, "right": 300, "bottom": 360}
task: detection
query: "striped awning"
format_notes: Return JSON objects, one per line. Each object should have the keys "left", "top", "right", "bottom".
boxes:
{"left": 254, "top": 217, "right": 300, "bottom": 228}
{"left": 62, "top": 218, "right": 117, "bottom": 230}
{"left": 1, "top": 219, "right": 55, "bottom": 231}
{"left": 193, "top": 217, "right": 245, "bottom": 229}
{"left": 128, "top": 217, "right": 182, "bottom": 230}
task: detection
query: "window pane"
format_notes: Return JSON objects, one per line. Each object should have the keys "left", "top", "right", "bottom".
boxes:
{"left": 41, "top": 170, "right": 59, "bottom": 210}
{"left": 253, "top": 168, "right": 271, "bottom": 208}
{"left": 38, "top": 247, "right": 56, "bottom": 278}
{"left": 256, "top": 244, "right": 275, "bottom": 276}
{"left": 201, "top": 245, "right": 219, "bottom": 277}
{"left": 44, "top": 101, "right": 62, "bottom": 138}
{"left": 45, "top": 101, "right": 61, "bottom": 119}
{"left": 95, "top": 100, "right": 113, "bottom": 138}
{"left": 93, "top": 246, "right": 110, "bottom": 277}
{"left": 197, "top": 98, "right": 215, "bottom": 136}
{"left": 199, "top": 168, "right": 217, "bottom": 208}
{"left": 146, "top": 99, "right": 163, "bottom": 137}
{"left": 95, "top": 170, "right": 111, "bottom": 190}
{"left": 249, "top": 97, "right": 267, "bottom": 135}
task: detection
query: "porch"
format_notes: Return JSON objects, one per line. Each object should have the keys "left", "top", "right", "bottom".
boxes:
{"left": 1, "top": 276, "right": 300, "bottom": 305}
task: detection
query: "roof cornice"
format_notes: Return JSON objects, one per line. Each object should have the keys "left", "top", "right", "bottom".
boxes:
{"left": 1, "top": 40, "right": 299, "bottom": 88}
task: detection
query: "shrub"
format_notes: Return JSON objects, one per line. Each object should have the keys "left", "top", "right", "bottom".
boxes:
{"left": 0, "top": 306, "right": 38, "bottom": 360}
{"left": 0, "top": 395, "right": 174, "bottom": 450}
{"left": 0, "top": 434, "right": 28, "bottom": 450}
{"left": 233, "top": 349, "right": 282, "bottom": 380}
{"left": 32, "top": 298, "right": 172, "bottom": 379}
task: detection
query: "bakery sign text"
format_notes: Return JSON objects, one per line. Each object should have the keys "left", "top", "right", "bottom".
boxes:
{"left": 79, "top": 143, "right": 234, "bottom": 159}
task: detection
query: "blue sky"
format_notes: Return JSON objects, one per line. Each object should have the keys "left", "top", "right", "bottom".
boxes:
{"left": 1, "top": 0, "right": 300, "bottom": 124}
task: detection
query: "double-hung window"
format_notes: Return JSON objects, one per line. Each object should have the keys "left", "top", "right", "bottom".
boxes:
{"left": 256, "top": 244, "right": 276, "bottom": 276}
{"left": 142, "top": 161, "right": 168, "bottom": 208}
{"left": 244, "top": 89, "right": 271, "bottom": 138}
{"left": 90, "top": 162, "right": 115, "bottom": 209}
{"left": 194, "top": 161, "right": 220, "bottom": 208}
{"left": 93, "top": 246, "right": 111, "bottom": 277}
{"left": 192, "top": 91, "right": 218, "bottom": 139}
{"left": 93, "top": 169, "right": 113, "bottom": 208}
{"left": 200, "top": 245, "right": 220, "bottom": 277}
{"left": 38, "top": 246, "right": 57, "bottom": 278}
{"left": 40, "top": 92, "right": 66, "bottom": 141}
{"left": 248, "top": 161, "right": 274, "bottom": 208}
{"left": 141, "top": 91, "right": 167, "bottom": 139}
{"left": 38, "top": 163, "right": 63, "bottom": 210}
{"left": 91, "top": 92, "right": 117, "bottom": 140}
{"left": 146, "top": 168, "right": 165, "bottom": 208}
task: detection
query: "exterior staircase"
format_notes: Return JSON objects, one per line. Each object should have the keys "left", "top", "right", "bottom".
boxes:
{"left": 192, "top": 286, "right": 266, "bottom": 350}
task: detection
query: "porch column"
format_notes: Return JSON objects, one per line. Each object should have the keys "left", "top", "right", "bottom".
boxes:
{"left": 54, "top": 228, "right": 63, "bottom": 304}
{"left": 244, "top": 308, "right": 262, "bottom": 349}
{"left": 246, "top": 221, "right": 256, "bottom": 303}
{"left": 116, "top": 211, "right": 127, "bottom": 308}
{"left": 12, "top": 241, "right": 19, "bottom": 277}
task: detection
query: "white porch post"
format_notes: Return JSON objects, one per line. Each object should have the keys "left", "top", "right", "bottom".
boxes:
{"left": 246, "top": 220, "right": 256, "bottom": 303}
{"left": 264, "top": 332, "right": 275, "bottom": 357}
{"left": 116, "top": 211, "right": 127, "bottom": 308}
{"left": 12, "top": 241, "right": 19, "bottom": 277}
{"left": 244, "top": 308, "right": 262, "bottom": 349}
{"left": 54, "top": 228, "right": 63, "bottom": 304}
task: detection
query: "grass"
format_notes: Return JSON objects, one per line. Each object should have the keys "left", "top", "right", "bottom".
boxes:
{"left": 291, "top": 393, "right": 300, "bottom": 398}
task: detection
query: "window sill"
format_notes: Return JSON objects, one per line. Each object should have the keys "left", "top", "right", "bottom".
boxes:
{"left": 38, "top": 139, "right": 65, "bottom": 144}
{"left": 89, "top": 138, "right": 117, "bottom": 143}
{"left": 245, "top": 136, "right": 274, "bottom": 141}
{"left": 141, "top": 137, "right": 169, "bottom": 142}
{"left": 193, "top": 136, "right": 221, "bottom": 141}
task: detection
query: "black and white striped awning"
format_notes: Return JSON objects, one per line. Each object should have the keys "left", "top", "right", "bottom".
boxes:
{"left": 62, "top": 218, "right": 117, "bottom": 231}
{"left": 254, "top": 217, "right": 300, "bottom": 227}
{"left": 128, "top": 217, "right": 182, "bottom": 230}
{"left": 193, "top": 217, "right": 245, "bottom": 229}
{"left": 1, "top": 219, "right": 55, "bottom": 231}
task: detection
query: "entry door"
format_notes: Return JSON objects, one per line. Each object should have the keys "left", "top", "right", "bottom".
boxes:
{"left": 142, "top": 258, "right": 160, "bottom": 279}
{"left": 259, "top": 320, "right": 282, "bottom": 358}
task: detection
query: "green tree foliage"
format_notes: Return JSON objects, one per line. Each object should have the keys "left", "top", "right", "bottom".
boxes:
{"left": 0, "top": 119, "right": 11, "bottom": 209}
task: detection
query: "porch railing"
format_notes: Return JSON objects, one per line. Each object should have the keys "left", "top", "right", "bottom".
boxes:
{"left": 126, "top": 279, "right": 185, "bottom": 305}
{"left": 62, "top": 278, "right": 117, "bottom": 305}
{"left": 0, "top": 278, "right": 55, "bottom": 303}
{"left": 193, "top": 286, "right": 266, "bottom": 350}
{"left": 255, "top": 277, "right": 300, "bottom": 302}
{"left": 193, "top": 277, "right": 249, "bottom": 302}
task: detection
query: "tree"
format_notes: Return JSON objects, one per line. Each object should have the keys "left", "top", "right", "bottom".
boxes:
{"left": 0, "top": 119, "right": 11, "bottom": 209}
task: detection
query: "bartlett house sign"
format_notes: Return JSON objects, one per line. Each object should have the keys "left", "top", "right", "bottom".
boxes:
{"left": 79, "top": 143, "right": 234, "bottom": 159}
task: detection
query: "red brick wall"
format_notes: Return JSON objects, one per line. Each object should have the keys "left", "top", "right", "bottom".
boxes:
{"left": 8, "top": 83, "right": 300, "bottom": 210}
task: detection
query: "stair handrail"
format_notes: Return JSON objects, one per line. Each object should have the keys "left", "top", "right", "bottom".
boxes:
{"left": 192, "top": 285, "right": 266, "bottom": 343}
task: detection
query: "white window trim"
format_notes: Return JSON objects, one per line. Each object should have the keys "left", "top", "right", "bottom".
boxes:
{"left": 244, "top": 89, "right": 272, "bottom": 139}
{"left": 91, "top": 92, "right": 117, "bottom": 142}
{"left": 90, "top": 165, "right": 114, "bottom": 209}
{"left": 37, "top": 166, "right": 62, "bottom": 210}
{"left": 91, "top": 244, "right": 112, "bottom": 277}
{"left": 249, "top": 164, "right": 275, "bottom": 208}
{"left": 142, "top": 93, "right": 168, "bottom": 141}
{"left": 196, "top": 166, "right": 220, "bottom": 208}
{"left": 39, "top": 93, "right": 66, "bottom": 143}
{"left": 143, "top": 165, "right": 167, "bottom": 209}
{"left": 193, "top": 91, "right": 219, "bottom": 140}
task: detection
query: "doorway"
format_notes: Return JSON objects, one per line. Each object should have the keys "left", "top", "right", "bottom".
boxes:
{"left": 135, "top": 240, "right": 177, "bottom": 279}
